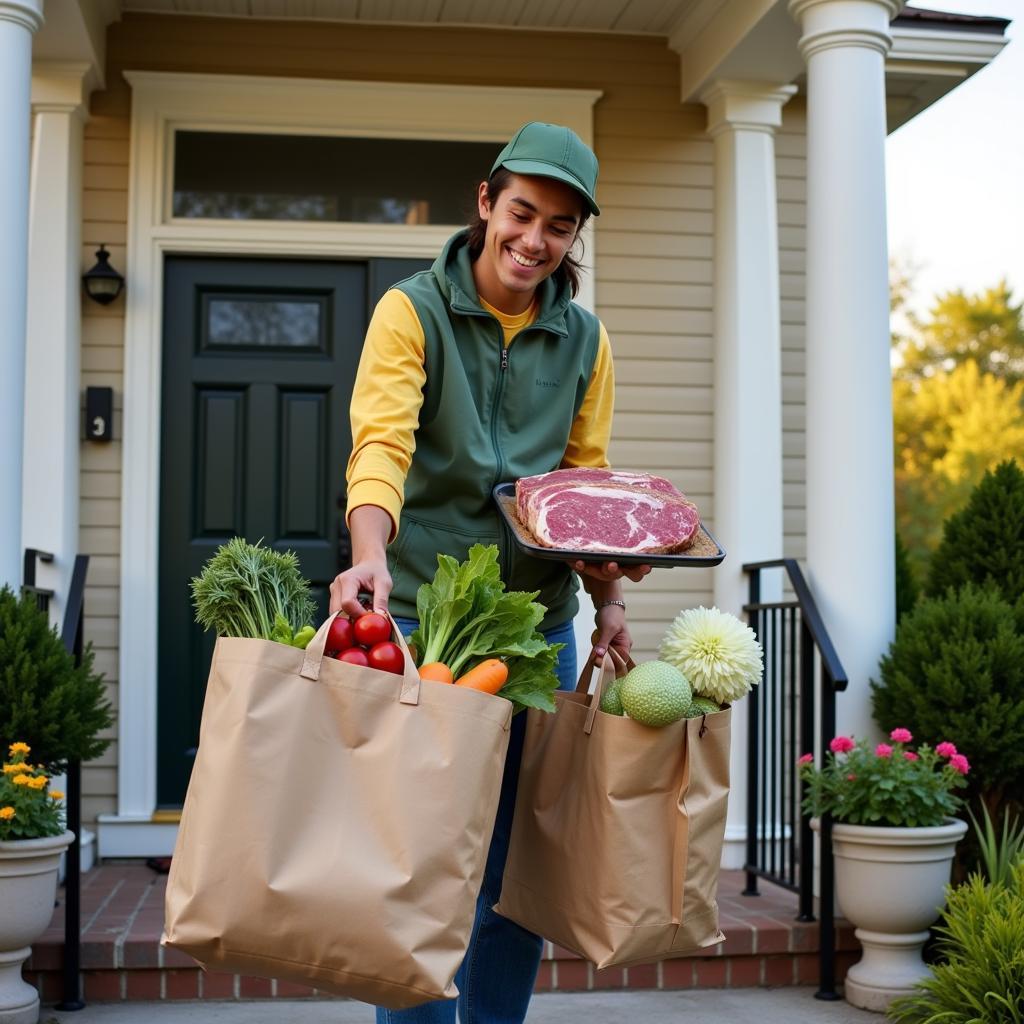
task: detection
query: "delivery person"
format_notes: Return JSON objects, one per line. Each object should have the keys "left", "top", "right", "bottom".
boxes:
{"left": 329, "top": 121, "right": 650, "bottom": 1024}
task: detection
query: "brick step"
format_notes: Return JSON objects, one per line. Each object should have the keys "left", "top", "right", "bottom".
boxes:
{"left": 26, "top": 865, "right": 859, "bottom": 1003}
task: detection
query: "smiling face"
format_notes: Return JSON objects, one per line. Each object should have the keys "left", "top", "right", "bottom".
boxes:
{"left": 471, "top": 173, "right": 584, "bottom": 315}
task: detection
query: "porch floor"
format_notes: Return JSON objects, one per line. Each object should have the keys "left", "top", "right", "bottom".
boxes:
{"left": 26, "top": 864, "right": 858, "bottom": 1002}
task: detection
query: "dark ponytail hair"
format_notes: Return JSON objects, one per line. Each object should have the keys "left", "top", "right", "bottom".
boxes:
{"left": 465, "top": 168, "right": 591, "bottom": 298}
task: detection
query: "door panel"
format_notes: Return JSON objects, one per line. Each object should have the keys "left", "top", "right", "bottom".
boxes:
{"left": 158, "top": 254, "right": 428, "bottom": 807}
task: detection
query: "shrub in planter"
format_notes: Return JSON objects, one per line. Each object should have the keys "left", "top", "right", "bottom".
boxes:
{"left": 926, "top": 458, "right": 1024, "bottom": 606}
{"left": 886, "top": 861, "right": 1024, "bottom": 1023}
{"left": 0, "top": 585, "right": 112, "bottom": 773}
{"left": 871, "top": 584, "right": 1024, "bottom": 812}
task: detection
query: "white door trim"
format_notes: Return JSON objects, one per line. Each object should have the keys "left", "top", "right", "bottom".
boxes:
{"left": 101, "top": 70, "right": 600, "bottom": 858}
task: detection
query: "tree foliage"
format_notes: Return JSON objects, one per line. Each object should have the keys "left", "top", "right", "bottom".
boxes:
{"left": 895, "top": 531, "right": 919, "bottom": 624}
{"left": 927, "top": 460, "right": 1024, "bottom": 605}
{"left": 893, "top": 360, "right": 1024, "bottom": 574}
{"left": 871, "top": 584, "right": 1024, "bottom": 814}
{"left": 893, "top": 280, "right": 1024, "bottom": 384}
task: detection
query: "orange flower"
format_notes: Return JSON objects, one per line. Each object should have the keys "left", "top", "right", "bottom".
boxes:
{"left": 0, "top": 806, "right": 14, "bottom": 821}
{"left": 12, "top": 774, "right": 32, "bottom": 786}
{"left": 8, "top": 742, "right": 30, "bottom": 756}
{"left": 50, "top": 790, "right": 65, "bottom": 801}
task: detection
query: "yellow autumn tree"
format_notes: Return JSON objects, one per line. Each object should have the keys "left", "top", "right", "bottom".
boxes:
{"left": 894, "top": 359, "right": 1024, "bottom": 574}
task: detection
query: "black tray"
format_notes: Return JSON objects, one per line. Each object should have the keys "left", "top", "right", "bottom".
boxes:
{"left": 492, "top": 483, "right": 725, "bottom": 568}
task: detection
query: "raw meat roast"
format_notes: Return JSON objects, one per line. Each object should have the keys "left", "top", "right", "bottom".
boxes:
{"left": 514, "top": 468, "right": 701, "bottom": 555}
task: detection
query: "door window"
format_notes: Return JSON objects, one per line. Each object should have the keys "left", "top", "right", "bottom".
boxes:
{"left": 203, "top": 294, "right": 326, "bottom": 350}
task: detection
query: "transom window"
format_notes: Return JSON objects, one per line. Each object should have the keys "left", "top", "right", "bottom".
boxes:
{"left": 172, "top": 131, "right": 500, "bottom": 224}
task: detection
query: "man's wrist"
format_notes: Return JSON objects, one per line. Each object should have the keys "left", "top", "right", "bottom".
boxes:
{"left": 595, "top": 598, "right": 626, "bottom": 611}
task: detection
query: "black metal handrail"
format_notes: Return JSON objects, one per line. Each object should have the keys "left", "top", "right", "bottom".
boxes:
{"left": 742, "top": 558, "right": 848, "bottom": 1000}
{"left": 22, "top": 548, "right": 55, "bottom": 610}
{"left": 21, "top": 548, "right": 89, "bottom": 1011}
{"left": 57, "top": 554, "right": 89, "bottom": 1012}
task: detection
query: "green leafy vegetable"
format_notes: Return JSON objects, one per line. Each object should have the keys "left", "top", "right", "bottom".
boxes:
{"left": 191, "top": 537, "right": 316, "bottom": 642}
{"left": 410, "top": 544, "right": 562, "bottom": 714}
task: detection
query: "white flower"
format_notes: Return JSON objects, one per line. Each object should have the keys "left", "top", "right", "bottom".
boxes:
{"left": 659, "top": 606, "right": 763, "bottom": 704}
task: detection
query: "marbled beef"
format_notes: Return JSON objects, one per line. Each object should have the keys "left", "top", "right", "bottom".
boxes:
{"left": 514, "top": 469, "right": 700, "bottom": 555}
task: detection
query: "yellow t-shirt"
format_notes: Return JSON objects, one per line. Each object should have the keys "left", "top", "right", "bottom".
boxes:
{"left": 346, "top": 288, "right": 615, "bottom": 540}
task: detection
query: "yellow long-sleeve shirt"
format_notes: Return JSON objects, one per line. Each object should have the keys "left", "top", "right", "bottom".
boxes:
{"left": 346, "top": 288, "right": 614, "bottom": 540}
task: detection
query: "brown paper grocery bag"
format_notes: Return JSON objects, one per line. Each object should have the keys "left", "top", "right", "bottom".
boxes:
{"left": 494, "top": 653, "right": 730, "bottom": 969}
{"left": 163, "top": 612, "right": 512, "bottom": 1009}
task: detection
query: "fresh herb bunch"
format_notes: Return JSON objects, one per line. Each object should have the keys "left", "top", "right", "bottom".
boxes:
{"left": 191, "top": 537, "right": 316, "bottom": 642}
{"left": 799, "top": 729, "right": 969, "bottom": 828}
{"left": 0, "top": 742, "right": 65, "bottom": 841}
{"left": 410, "top": 544, "right": 562, "bottom": 714}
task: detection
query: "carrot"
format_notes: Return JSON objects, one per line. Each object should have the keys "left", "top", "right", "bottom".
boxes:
{"left": 419, "top": 662, "right": 454, "bottom": 684}
{"left": 454, "top": 659, "right": 508, "bottom": 694}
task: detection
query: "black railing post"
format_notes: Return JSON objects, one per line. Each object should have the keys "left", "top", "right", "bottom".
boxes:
{"left": 742, "top": 558, "right": 847, "bottom": 1002}
{"left": 55, "top": 554, "right": 89, "bottom": 1012}
{"left": 798, "top": 618, "right": 815, "bottom": 923}
{"left": 742, "top": 567, "right": 761, "bottom": 897}
{"left": 814, "top": 666, "right": 840, "bottom": 1001}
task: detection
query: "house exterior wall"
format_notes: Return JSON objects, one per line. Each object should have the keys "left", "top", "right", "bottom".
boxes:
{"left": 77, "top": 13, "right": 808, "bottom": 826}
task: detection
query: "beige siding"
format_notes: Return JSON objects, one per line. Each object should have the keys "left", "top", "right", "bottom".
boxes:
{"left": 80, "top": 97, "right": 129, "bottom": 823}
{"left": 79, "top": 13, "right": 808, "bottom": 818}
{"left": 776, "top": 101, "right": 807, "bottom": 565}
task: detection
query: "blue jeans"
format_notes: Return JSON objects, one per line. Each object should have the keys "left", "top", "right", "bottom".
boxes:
{"left": 376, "top": 617, "right": 578, "bottom": 1024}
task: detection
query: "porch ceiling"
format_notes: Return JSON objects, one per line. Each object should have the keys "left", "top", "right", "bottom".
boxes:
{"left": 116, "top": 0, "right": 702, "bottom": 35}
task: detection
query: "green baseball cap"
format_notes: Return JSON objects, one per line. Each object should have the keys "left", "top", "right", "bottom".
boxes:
{"left": 491, "top": 121, "right": 601, "bottom": 217}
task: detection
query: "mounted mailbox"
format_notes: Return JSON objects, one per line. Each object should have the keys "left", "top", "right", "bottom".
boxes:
{"left": 85, "top": 387, "right": 113, "bottom": 441}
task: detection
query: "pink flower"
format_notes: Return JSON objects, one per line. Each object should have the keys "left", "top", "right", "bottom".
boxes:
{"left": 846, "top": 774, "right": 857, "bottom": 781}
{"left": 949, "top": 754, "right": 970, "bottom": 775}
{"left": 904, "top": 751, "right": 919, "bottom": 761}
{"left": 936, "top": 742, "right": 958, "bottom": 758}
{"left": 889, "top": 728, "right": 913, "bottom": 743}
{"left": 875, "top": 743, "right": 893, "bottom": 758}
{"left": 829, "top": 736, "right": 855, "bottom": 754}
{"left": 797, "top": 753, "right": 814, "bottom": 765}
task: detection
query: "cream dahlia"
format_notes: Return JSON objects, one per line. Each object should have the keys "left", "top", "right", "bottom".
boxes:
{"left": 659, "top": 606, "right": 763, "bottom": 705}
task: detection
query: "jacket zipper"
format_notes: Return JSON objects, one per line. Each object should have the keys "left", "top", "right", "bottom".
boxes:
{"left": 492, "top": 332, "right": 510, "bottom": 578}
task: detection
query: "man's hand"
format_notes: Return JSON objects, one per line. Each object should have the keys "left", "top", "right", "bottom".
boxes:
{"left": 590, "top": 603, "right": 632, "bottom": 669}
{"left": 570, "top": 559, "right": 652, "bottom": 584}
{"left": 330, "top": 505, "right": 395, "bottom": 618}
{"left": 329, "top": 558, "right": 391, "bottom": 619}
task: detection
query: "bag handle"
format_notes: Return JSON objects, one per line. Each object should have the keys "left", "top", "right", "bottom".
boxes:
{"left": 577, "top": 648, "right": 634, "bottom": 736}
{"left": 300, "top": 610, "right": 422, "bottom": 706}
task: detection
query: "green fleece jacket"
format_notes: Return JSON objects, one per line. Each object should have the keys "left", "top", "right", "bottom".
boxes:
{"left": 385, "top": 230, "right": 604, "bottom": 628}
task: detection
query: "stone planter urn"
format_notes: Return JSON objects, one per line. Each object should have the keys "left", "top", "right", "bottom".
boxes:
{"left": 814, "top": 816, "right": 967, "bottom": 1012}
{"left": 0, "top": 830, "right": 75, "bottom": 1024}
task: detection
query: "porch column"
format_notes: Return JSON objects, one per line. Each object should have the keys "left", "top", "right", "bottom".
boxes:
{"left": 0, "top": 0, "right": 43, "bottom": 590}
{"left": 24, "top": 63, "right": 90, "bottom": 625}
{"left": 700, "top": 80, "right": 796, "bottom": 868}
{"left": 789, "top": 0, "right": 900, "bottom": 741}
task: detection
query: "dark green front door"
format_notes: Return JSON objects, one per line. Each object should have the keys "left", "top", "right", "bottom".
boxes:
{"left": 158, "top": 255, "right": 427, "bottom": 808}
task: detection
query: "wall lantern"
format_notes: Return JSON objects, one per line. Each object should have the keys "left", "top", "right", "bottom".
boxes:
{"left": 82, "top": 245, "right": 125, "bottom": 305}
